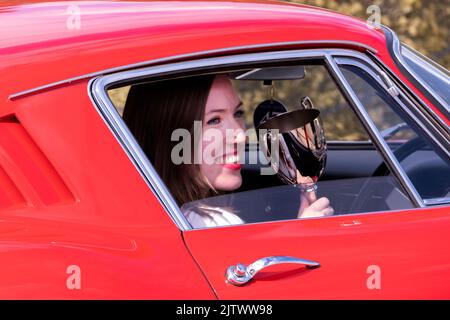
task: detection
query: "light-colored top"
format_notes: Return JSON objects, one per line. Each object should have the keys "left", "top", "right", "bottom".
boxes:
{"left": 183, "top": 207, "right": 244, "bottom": 228}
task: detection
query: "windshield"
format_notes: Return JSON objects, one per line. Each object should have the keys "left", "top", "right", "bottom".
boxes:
{"left": 400, "top": 44, "right": 450, "bottom": 108}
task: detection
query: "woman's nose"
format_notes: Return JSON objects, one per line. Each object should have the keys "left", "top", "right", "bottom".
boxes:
{"left": 225, "top": 117, "right": 246, "bottom": 144}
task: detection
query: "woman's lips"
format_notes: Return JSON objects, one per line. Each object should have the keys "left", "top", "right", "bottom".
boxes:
{"left": 221, "top": 153, "right": 241, "bottom": 170}
{"left": 223, "top": 163, "right": 242, "bottom": 170}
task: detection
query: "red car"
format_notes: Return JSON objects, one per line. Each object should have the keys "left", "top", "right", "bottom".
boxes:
{"left": 0, "top": 0, "right": 449, "bottom": 299}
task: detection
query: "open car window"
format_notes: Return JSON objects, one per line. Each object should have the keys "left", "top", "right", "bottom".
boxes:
{"left": 105, "top": 56, "right": 425, "bottom": 230}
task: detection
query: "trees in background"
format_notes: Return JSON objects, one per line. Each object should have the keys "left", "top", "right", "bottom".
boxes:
{"left": 286, "top": 0, "right": 449, "bottom": 69}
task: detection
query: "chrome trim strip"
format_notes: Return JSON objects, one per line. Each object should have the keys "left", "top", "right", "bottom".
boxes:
{"left": 88, "top": 78, "right": 193, "bottom": 231}
{"left": 95, "top": 49, "right": 326, "bottom": 86}
{"left": 9, "top": 40, "right": 376, "bottom": 100}
{"left": 423, "top": 198, "right": 450, "bottom": 206}
{"left": 334, "top": 57, "right": 383, "bottom": 84}
{"left": 325, "top": 54, "right": 425, "bottom": 208}
{"left": 384, "top": 26, "right": 450, "bottom": 114}
{"left": 9, "top": 76, "right": 91, "bottom": 101}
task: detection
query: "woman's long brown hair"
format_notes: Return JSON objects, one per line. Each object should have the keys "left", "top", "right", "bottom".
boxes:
{"left": 122, "top": 75, "right": 216, "bottom": 206}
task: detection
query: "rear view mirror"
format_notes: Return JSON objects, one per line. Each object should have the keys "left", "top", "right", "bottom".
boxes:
{"left": 230, "top": 66, "right": 306, "bottom": 81}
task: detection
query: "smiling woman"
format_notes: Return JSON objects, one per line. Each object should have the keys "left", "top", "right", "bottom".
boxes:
{"left": 122, "top": 74, "right": 247, "bottom": 227}
{"left": 198, "top": 75, "right": 246, "bottom": 192}
{"left": 122, "top": 75, "right": 217, "bottom": 206}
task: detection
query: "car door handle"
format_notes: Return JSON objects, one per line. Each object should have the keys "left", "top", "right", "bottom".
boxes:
{"left": 226, "top": 256, "right": 320, "bottom": 286}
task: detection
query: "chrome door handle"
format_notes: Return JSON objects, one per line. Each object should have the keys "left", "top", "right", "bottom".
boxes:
{"left": 226, "top": 256, "right": 320, "bottom": 286}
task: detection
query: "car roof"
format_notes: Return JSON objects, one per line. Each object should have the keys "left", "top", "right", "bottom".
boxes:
{"left": 0, "top": 0, "right": 387, "bottom": 101}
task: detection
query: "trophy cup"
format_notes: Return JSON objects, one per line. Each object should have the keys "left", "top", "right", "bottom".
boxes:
{"left": 254, "top": 96, "right": 327, "bottom": 192}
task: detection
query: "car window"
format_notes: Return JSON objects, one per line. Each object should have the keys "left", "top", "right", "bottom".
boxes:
{"left": 107, "top": 61, "right": 416, "bottom": 229}
{"left": 339, "top": 63, "right": 450, "bottom": 201}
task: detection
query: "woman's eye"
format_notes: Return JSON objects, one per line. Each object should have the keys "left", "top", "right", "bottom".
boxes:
{"left": 234, "top": 110, "right": 244, "bottom": 118}
{"left": 207, "top": 117, "right": 221, "bottom": 125}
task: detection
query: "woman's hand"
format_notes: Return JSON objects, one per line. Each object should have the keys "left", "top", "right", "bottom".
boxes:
{"left": 297, "top": 172, "right": 334, "bottom": 219}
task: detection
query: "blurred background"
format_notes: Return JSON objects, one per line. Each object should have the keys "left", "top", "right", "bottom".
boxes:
{"left": 285, "top": 0, "right": 449, "bottom": 69}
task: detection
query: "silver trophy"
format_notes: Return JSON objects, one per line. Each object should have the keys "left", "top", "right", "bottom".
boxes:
{"left": 254, "top": 96, "right": 327, "bottom": 188}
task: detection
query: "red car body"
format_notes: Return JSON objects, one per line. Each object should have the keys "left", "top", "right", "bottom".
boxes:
{"left": 0, "top": 0, "right": 449, "bottom": 299}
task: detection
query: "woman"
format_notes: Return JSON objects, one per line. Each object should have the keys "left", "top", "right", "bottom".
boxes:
{"left": 123, "top": 74, "right": 334, "bottom": 228}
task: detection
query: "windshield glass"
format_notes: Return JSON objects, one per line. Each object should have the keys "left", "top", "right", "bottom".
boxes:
{"left": 401, "top": 44, "right": 450, "bottom": 108}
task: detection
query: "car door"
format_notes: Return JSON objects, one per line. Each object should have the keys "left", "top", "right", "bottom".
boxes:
{"left": 182, "top": 53, "right": 450, "bottom": 299}
{"left": 183, "top": 205, "right": 450, "bottom": 299}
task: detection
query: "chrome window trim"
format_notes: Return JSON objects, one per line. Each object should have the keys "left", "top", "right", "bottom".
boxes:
{"left": 331, "top": 56, "right": 450, "bottom": 206}
{"left": 88, "top": 48, "right": 447, "bottom": 230}
{"left": 9, "top": 40, "right": 376, "bottom": 101}
{"left": 94, "top": 49, "right": 326, "bottom": 86}
{"left": 383, "top": 26, "right": 450, "bottom": 116}
{"left": 88, "top": 80, "right": 192, "bottom": 231}
{"left": 423, "top": 197, "right": 450, "bottom": 206}
{"left": 325, "top": 55, "right": 424, "bottom": 208}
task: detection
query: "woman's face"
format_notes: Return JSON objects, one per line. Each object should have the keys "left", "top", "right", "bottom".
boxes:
{"left": 199, "top": 75, "right": 246, "bottom": 191}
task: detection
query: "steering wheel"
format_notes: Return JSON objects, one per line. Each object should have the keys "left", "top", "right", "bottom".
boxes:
{"left": 371, "top": 136, "right": 427, "bottom": 176}
{"left": 348, "top": 136, "right": 426, "bottom": 213}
